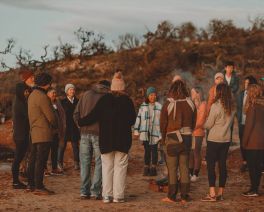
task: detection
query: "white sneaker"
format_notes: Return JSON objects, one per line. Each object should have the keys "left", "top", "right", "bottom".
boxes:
{"left": 113, "top": 198, "right": 125, "bottom": 203}
{"left": 190, "top": 175, "right": 199, "bottom": 182}
{"left": 103, "top": 196, "right": 112, "bottom": 203}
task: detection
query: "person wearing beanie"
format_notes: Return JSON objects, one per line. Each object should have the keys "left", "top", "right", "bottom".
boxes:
{"left": 134, "top": 87, "right": 162, "bottom": 176}
{"left": 19, "top": 69, "right": 35, "bottom": 88}
{"left": 27, "top": 72, "right": 57, "bottom": 195}
{"left": 78, "top": 72, "right": 136, "bottom": 203}
{"left": 73, "top": 80, "right": 110, "bottom": 199}
{"left": 207, "top": 72, "right": 224, "bottom": 116}
{"left": 59, "top": 83, "right": 80, "bottom": 171}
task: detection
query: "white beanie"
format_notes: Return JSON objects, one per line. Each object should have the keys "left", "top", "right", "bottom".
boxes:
{"left": 111, "top": 72, "right": 125, "bottom": 91}
{"left": 214, "top": 72, "right": 224, "bottom": 80}
{"left": 65, "top": 83, "right": 75, "bottom": 93}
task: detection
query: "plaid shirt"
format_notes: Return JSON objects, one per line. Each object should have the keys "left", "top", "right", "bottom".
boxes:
{"left": 134, "top": 102, "right": 162, "bottom": 145}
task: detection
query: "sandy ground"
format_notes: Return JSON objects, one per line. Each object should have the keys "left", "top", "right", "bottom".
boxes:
{"left": 1, "top": 120, "right": 264, "bottom": 212}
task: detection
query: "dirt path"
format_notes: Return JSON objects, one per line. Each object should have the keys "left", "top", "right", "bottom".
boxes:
{"left": 1, "top": 121, "right": 264, "bottom": 212}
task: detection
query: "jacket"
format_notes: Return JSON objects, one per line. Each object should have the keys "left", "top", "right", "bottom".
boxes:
{"left": 193, "top": 101, "right": 207, "bottom": 137}
{"left": 28, "top": 87, "right": 57, "bottom": 144}
{"left": 73, "top": 84, "right": 109, "bottom": 135}
{"left": 236, "top": 90, "right": 246, "bottom": 125}
{"left": 204, "top": 100, "right": 236, "bottom": 143}
{"left": 242, "top": 97, "right": 264, "bottom": 150}
{"left": 134, "top": 101, "right": 162, "bottom": 145}
{"left": 61, "top": 97, "right": 80, "bottom": 142}
{"left": 223, "top": 70, "right": 239, "bottom": 94}
{"left": 78, "top": 92, "right": 136, "bottom": 154}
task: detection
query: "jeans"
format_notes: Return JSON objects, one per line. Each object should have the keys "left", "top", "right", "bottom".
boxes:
{"left": 206, "top": 141, "right": 230, "bottom": 187}
{"left": 101, "top": 151, "right": 128, "bottom": 199}
{"left": 238, "top": 124, "right": 247, "bottom": 161}
{"left": 246, "top": 150, "right": 263, "bottom": 192}
{"left": 27, "top": 142, "right": 51, "bottom": 189}
{"left": 58, "top": 139, "right": 79, "bottom": 164}
{"left": 143, "top": 141, "right": 158, "bottom": 166}
{"left": 80, "top": 134, "right": 102, "bottom": 196}
{"left": 12, "top": 139, "right": 29, "bottom": 183}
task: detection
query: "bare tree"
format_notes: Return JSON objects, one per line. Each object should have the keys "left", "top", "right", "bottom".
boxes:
{"left": 0, "top": 39, "right": 16, "bottom": 70}
{"left": 58, "top": 37, "right": 75, "bottom": 59}
{"left": 115, "top": 33, "right": 141, "bottom": 50}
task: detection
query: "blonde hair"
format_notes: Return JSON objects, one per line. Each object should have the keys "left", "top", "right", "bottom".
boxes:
{"left": 244, "top": 84, "right": 263, "bottom": 113}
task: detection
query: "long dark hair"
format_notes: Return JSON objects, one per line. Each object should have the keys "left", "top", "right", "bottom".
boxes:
{"left": 214, "top": 83, "right": 233, "bottom": 115}
{"left": 168, "top": 80, "right": 189, "bottom": 99}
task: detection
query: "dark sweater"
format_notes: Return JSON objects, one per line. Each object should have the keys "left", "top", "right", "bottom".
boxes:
{"left": 78, "top": 93, "right": 136, "bottom": 154}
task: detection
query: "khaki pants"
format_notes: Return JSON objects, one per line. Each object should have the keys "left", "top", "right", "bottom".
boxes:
{"left": 101, "top": 151, "right": 128, "bottom": 199}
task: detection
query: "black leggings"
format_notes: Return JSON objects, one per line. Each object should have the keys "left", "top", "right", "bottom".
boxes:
{"left": 206, "top": 141, "right": 230, "bottom": 187}
{"left": 143, "top": 141, "right": 158, "bottom": 166}
{"left": 246, "top": 150, "right": 263, "bottom": 192}
{"left": 12, "top": 140, "right": 29, "bottom": 183}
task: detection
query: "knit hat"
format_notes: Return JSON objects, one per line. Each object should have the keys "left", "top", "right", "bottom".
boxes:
{"left": 111, "top": 72, "right": 125, "bottom": 91}
{"left": 19, "top": 70, "right": 34, "bottom": 81}
{"left": 35, "top": 73, "right": 52, "bottom": 86}
{"left": 214, "top": 72, "right": 224, "bottom": 80}
{"left": 146, "top": 87, "right": 156, "bottom": 97}
{"left": 65, "top": 84, "right": 75, "bottom": 94}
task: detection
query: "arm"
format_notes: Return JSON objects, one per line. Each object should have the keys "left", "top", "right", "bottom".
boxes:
{"left": 160, "top": 101, "right": 169, "bottom": 144}
{"left": 73, "top": 97, "right": 82, "bottom": 127}
{"left": 40, "top": 96, "right": 57, "bottom": 129}
{"left": 195, "top": 103, "right": 207, "bottom": 129}
{"left": 128, "top": 98, "right": 137, "bottom": 126}
{"left": 242, "top": 106, "right": 255, "bottom": 148}
{"left": 204, "top": 104, "right": 217, "bottom": 130}
{"left": 134, "top": 106, "right": 142, "bottom": 135}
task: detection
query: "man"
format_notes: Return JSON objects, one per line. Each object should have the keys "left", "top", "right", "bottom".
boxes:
{"left": 19, "top": 69, "right": 35, "bottom": 88}
{"left": 73, "top": 80, "right": 110, "bottom": 200}
{"left": 237, "top": 75, "right": 257, "bottom": 172}
{"left": 27, "top": 72, "right": 57, "bottom": 195}
{"left": 223, "top": 61, "right": 239, "bottom": 95}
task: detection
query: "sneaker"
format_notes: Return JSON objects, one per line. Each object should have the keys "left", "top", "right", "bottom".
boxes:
{"left": 51, "top": 169, "right": 63, "bottom": 176}
{"left": 33, "top": 187, "right": 55, "bottom": 195}
{"left": 74, "top": 162, "right": 80, "bottom": 170}
{"left": 201, "top": 194, "right": 216, "bottom": 202}
{"left": 103, "top": 196, "right": 112, "bottom": 203}
{"left": 143, "top": 167, "right": 150, "bottom": 176}
{"left": 190, "top": 175, "right": 199, "bottom": 182}
{"left": 80, "top": 194, "right": 90, "bottom": 199}
{"left": 113, "top": 198, "right": 125, "bottom": 203}
{"left": 240, "top": 164, "right": 248, "bottom": 172}
{"left": 13, "top": 181, "right": 27, "bottom": 189}
{"left": 90, "top": 194, "right": 102, "bottom": 200}
{"left": 216, "top": 195, "right": 224, "bottom": 201}
{"left": 242, "top": 190, "right": 259, "bottom": 197}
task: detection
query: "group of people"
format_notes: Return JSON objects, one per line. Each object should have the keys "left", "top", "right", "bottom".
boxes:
{"left": 10, "top": 61, "right": 264, "bottom": 204}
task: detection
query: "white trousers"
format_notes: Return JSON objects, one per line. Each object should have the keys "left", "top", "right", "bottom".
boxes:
{"left": 101, "top": 151, "right": 128, "bottom": 199}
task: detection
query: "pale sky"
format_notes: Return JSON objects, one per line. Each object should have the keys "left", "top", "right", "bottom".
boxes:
{"left": 0, "top": 0, "right": 263, "bottom": 68}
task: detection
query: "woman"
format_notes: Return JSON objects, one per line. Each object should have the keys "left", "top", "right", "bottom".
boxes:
{"left": 12, "top": 83, "right": 30, "bottom": 189}
{"left": 189, "top": 87, "right": 207, "bottom": 182}
{"left": 134, "top": 87, "right": 162, "bottom": 176}
{"left": 202, "top": 83, "right": 235, "bottom": 202}
{"left": 160, "top": 80, "right": 197, "bottom": 203}
{"left": 59, "top": 84, "right": 80, "bottom": 170}
{"left": 78, "top": 72, "right": 136, "bottom": 203}
{"left": 45, "top": 87, "right": 66, "bottom": 175}
{"left": 242, "top": 84, "right": 264, "bottom": 197}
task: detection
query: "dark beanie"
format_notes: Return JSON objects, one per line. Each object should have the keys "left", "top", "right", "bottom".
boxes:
{"left": 35, "top": 73, "right": 52, "bottom": 86}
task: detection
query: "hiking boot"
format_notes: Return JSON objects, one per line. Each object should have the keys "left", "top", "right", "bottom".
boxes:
{"left": 51, "top": 169, "right": 63, "bottom": 176}
{"left": 33, "top": 187, "right": 55, "bottom": 195}
{"left": 150, "top": 167, "right": 157, "bottom": 176}
{"left": 143, "top": 167, "right": 150, "bottom": 176}
{"left": 13, "top": 181, "right": 27, "bottom": 189}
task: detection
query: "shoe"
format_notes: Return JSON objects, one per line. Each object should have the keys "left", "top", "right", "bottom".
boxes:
{"left": 190, "top": 175, "right": 199, "bottom": 182}
{"left": 44, "top": 170, "right": 51, "bottom": 177}
{"left": 242, "top": 190, "right": 259, "bottom": 197}
{"left": 74, "top": 162, "right": 80, "bottom": 170}
{"left": 51, "top": 169, "right": 63, "bottom": 176}
{"left": 216, "top": 195, "right": 224, "bottom": 201}
{"left": 201, "top": 194, "right": 216, "bottom": 202}
{"left": 57, "top": 162, "right": 64, "bottom": 171}
{"left": 158, "top": 160, "right": 165, "bottom": 166}
{"left": 240, "top": 164, "right": 248, "bottom": 172}
{"left": 103, "top": 196, "right": 112, "bottom": 203}
{"left": 80, "top": 194, "right": 90, "bottom": 199}
{"left": 90, "top": 194, "right": 102, "bottom": 200}
{"left": 25, "top": 185, "right": 35, "bottom": 192}
{"left": 33, "top": 187, "right": 55, "bottom": 195}
{"left": 13, "top": 181, "right": 27, "bottom": 189}
{"left": 143, "top": 167, "right": 150, "bottom": 176}
{"left": 180, "top": 194, "right": 192, "bottom": 202}
{"left": 150, "top": 167, "right": 157, "bottom": 176}
{"left": 113, "top": 198, "right": 125, "bottom": 203}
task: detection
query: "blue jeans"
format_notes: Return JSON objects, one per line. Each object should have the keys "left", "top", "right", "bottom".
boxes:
{"left": 80, "top": 134, "right": 102, "bottom": 196}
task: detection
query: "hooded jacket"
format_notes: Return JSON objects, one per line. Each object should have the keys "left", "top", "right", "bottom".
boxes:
{"left": 73, "top": 84, "right": 109, "bottom": 135}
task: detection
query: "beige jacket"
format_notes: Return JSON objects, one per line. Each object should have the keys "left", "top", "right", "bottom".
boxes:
{"left": 204, "top": 101, "right": 235, "bottom": 143}
{"left": 28, "top": 88, "right": 57, "bottom": 144}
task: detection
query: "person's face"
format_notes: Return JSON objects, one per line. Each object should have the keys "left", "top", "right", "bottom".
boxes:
{"left": 24, "top": 89, "right": 30, "bottom": 98}
{"left": 225, "top": 65, "right": 234, "bottom": 75}
{"left": 244, "top": 79, "right": 250, "bottom": 90}
{"left": 67, "top": 88, "right": 75, "bottom": 98}
{"left": 47, "top": 90, "right": 57, "bottom": 101}
{"left": 148, "top": 93, "right": 156, "bottom": 103}
{"left": 25, "top": 76, "right": 35, "bottom": 87}
{"left": 215, "top": 77, "right": 224, "bottom": 85}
